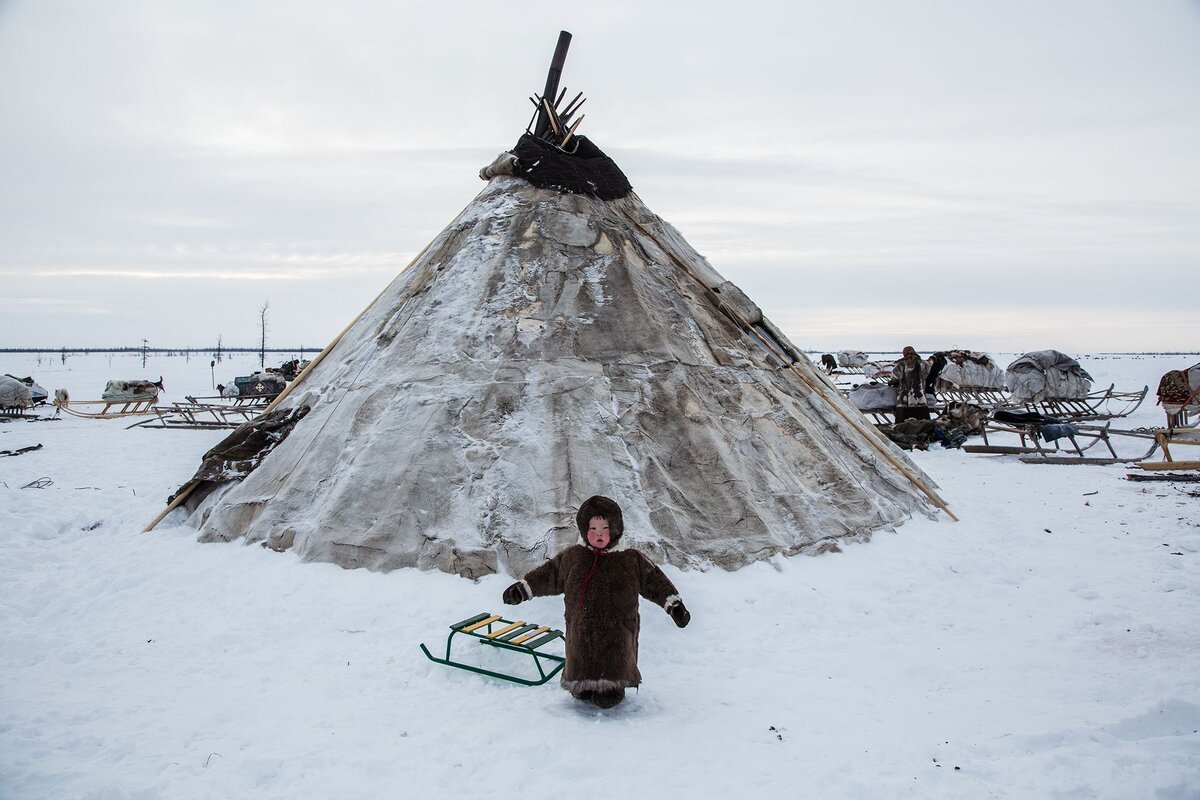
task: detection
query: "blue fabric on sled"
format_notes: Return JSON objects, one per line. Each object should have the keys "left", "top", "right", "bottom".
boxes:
{"left": 1038, "top": 423, "right": 1079, "bottom": 442}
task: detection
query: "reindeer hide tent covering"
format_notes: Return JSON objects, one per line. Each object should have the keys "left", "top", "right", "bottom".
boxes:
{"left": 176, "top": 148, "right": 941, "bottom": 579}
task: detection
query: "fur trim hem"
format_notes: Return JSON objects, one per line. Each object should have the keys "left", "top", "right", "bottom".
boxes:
{"left": 663, "top": 594, "right": 681, "bottom": 610}
{"left": 561, "top": 677, "right": 638, "bottom": 693}
{"left": 518, "top": 580, "right": 532, "bottom": 601}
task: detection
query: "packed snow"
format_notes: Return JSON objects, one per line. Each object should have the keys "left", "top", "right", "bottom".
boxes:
{"left": 1, "top": 351, "right": 1197, "bottom": 799}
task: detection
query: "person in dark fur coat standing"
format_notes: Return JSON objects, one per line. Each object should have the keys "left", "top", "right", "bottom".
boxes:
{"left": 502, "top": 495, "right": 691, "bottom": 708}
{"left": 891, "top": 345, "right": 932, "bottom": 423}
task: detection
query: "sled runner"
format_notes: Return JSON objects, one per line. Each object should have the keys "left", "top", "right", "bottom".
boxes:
{"left": 53, "top": 396, "right": 158, "bottom": 420}
{"left": 420, "top": 612, "right": 565, "bottom": 686}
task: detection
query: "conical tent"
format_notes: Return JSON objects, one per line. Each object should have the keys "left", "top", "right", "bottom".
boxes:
{"left": 171, "top": 151, "right": 947, "bottom": 578}
{"left": 163, "top": 33, "right": 950, "bottom": 575}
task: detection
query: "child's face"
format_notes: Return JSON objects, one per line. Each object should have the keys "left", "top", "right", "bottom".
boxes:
{"left": 586, "top": 516, "right": 611, "bottom": 549}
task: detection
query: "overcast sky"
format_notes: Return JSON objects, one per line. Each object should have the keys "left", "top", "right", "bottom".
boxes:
{"left": 1, "top": 1, "right": 1197, "bottom": 353}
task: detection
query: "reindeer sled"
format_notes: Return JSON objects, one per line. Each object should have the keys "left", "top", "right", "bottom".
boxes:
{"left": 128, "top": 392, "right": 273, "bottom": 430}
{"left": 53, "top": 378, "right": 164, "bottom": 420}
{"left": 1002, "top": 351, "right": 1147, "bottom": 421}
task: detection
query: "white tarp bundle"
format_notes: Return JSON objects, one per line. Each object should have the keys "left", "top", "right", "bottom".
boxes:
{"left": 1004, "top": 350, "right": 1094, "bottom": 402}
{"left": 178, "top": 176, "right": 940, "bottom": 579}
{"left": 837, "top": 350, "right": 869, "bottom": 369}
{"left": 0, "top": 375, "right": 33, "bottom": 408}
{"left": 935, "top": 351, "right": 1005, "bottom": 390}
{"left": 101, "top": 379, "right": 162, "bottom": 402}
{"left": 849, "top": 383, "right": 897, "bottom": 412}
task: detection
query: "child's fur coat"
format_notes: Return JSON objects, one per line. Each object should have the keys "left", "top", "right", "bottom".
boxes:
{"left": 511, "top": 496, "right": 684, "bottom": 694}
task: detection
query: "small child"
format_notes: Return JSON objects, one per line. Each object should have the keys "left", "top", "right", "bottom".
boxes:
{"left": 502, "top": 495, "right": 690, "bottom": 708}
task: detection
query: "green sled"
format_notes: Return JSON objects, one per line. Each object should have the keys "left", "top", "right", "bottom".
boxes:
{"left": 420, "top": 612, "right": 566, "bottom": 686}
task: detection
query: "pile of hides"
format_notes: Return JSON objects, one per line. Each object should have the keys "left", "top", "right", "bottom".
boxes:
{"left": 1004, "top": 351, "right": 1093, "bottom": 402}
{"left": 503, "top": 134, "right": 632, "bottom": 200}
{"left": 863, "top": 361, "right": 895, "bottom": 381}
{"left": 877, "top": 415, "right": 972, "bottom": 451}
{"left": 930, "top": 350, "right": 1004, "bottom": 391}
{"left": 102, "top": 378, "right": 163, "bottom": 402}
{"left": 849, "top": 382, "right": 897, "bottom": 412}
{"left": 1157, "top": 363, "right": 1200, "bottom": 414}
{"left": 0, "top": 376, "right": 33, "bottom": 409}
{"left": 941, "top": 402, "right": 988, "bottom": 435}
{"left": 173, "top": 406, "right": 311, "bottom": 508}
{"left": 837, "top": 350, "right": 869, "bottom": 369}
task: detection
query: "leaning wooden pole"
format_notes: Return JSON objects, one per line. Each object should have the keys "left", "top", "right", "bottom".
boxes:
{"left": 627, "top": 217, "right": 958, "bottom": 522}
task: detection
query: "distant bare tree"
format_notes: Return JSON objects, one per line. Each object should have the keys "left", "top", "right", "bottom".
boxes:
{"left": 259, "top": 300, "right": 270, "bottom": 368}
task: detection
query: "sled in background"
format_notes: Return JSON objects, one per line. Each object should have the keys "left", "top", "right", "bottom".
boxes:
{"left": 961, "top": 409, "right": 1165, "bottom": 465}
{"left": 51, "top": 378, "right": 165, "bottom": 420}
{"left": 420, "top": 612, "right": 565, "bottom": 686}
{"left": 1135, "top": 427, "right": 1200, "bottom": 472}
{"left": 1011, "top": 383, "right": 1149, "bottom": 422}
{"left": 965, "top": 410, "right": 1118, "bottom": 460}
{"left": 127, "top": 392, "right": 273, "bottom": 430}
{"left": 54, "top": 396, "right": 159, "bottom": 420}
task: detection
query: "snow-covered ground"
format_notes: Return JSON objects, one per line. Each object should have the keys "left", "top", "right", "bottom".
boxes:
{"left": 1, "top": 351, "right": 1197, "bottom": 799}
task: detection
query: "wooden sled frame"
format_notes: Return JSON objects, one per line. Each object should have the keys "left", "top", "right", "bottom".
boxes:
{"left": 53, "top": 396, "right": 158, "bottom": 420}
{"left": 927, "top": 384, "right": 1148, "bottom": 421}
{"left": 934, "top": 386, "right": 1010, "bottom": 410}
{"left": 1135, "top": 428, "right": 1200, "bottom": 471}
{"left": 965, "top": 417, "right": 1119, "bottom": 460}
{"left": 128, "top": 399, "right": 267, "bottom": 430}
{"left": 420, "top": 612, "right": 565, "bottom": 686}
{"left": 1015, "top": 384, "right": 1149, "bottom": 422}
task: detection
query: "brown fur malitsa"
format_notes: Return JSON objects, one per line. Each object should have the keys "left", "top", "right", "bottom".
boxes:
{"left": 524, "top": 496, "right": 679, "bottom": 694}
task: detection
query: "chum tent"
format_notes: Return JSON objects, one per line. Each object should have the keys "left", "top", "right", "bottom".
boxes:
{"left": 157, "top": 36, "right": 951, "bottom": 578}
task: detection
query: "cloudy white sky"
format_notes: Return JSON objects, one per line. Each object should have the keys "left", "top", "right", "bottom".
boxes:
{"left": 1, "top": 1, "right": 1197, "bottom": 353}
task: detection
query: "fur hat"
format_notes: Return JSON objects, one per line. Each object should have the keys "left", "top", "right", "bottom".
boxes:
{"left": 575, "top": 495, "right": 624, "bottom": 548}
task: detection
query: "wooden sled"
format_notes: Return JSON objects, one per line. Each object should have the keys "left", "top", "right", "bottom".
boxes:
{"left": 420, "top": 612, "right": 565, "bottom": 686}
{"left": 128, "top": 399, "right": 266, "bottom": 430}
{"left": 1015, "top": 384, "right": 1149, "bottom": 422}
{"left": 53, "top": 396, "right": 158, "bottom": 420}
{"left": 967, "top": 416, "right": 1119, "bottom": 460}
{"left": 185, "top": 393, "right": 274, "bottom": 409}
{"left": 934, "top": 386, "right": 1010, "bottom": 409}
{"left": 1135, "top": 428, "right": 1200, "bottom": 471}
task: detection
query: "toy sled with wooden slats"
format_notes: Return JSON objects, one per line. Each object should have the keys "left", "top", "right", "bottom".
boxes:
{"left": 420, "top": 612, "right": 565, "bottom": 686}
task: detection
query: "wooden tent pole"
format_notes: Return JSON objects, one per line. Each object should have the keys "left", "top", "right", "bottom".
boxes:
{"left": 628, "top": 217, "right": 958, "bottom": 522}
{"left": 143, "top": 481, "right": 199, "bottom": 532}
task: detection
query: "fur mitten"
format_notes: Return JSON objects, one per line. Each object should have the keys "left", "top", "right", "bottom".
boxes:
{"left": 502, "top": 581, "right": 531, "bottom": 605}
{"left": 665, "top": 597, "right": 691, "bottom": 628}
